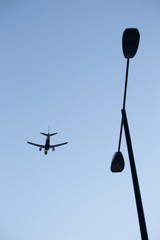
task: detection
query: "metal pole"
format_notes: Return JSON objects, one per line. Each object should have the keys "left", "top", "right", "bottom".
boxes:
{"left": 122, "top": 108, "right": 149, "bottom": 240}
{"left": 118, "top": 58, "right": 130, "bottom": 152}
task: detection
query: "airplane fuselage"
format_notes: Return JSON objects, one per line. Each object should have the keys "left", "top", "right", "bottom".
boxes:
{"left": 44, "top": 135, "right": 50, "bottom": 154}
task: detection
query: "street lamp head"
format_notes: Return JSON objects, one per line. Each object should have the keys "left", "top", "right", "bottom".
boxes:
{"left": 122, "top": 28, "right": 140, "bottom": 58}
{"left": 111, "top": 151, "right": 125, "bottom": 172}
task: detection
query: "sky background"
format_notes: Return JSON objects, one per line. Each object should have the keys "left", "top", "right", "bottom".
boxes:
{"left": 0, "top": 0, "right": 160, "bottom": 239}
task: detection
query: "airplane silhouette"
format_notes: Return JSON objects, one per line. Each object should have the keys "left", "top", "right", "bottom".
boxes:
{"left": 27, "top": 129, "right": 68, "bottom": 155}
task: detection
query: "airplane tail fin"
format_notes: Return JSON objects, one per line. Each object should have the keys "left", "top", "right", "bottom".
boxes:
{"left": 41, "top": 126, "right": 57, "bottom": 137}
{"left": 50, "top": 133, "right": 57, "bottom": 136}
{"left": 48, "top": 125, "right": 57, "bottom": 136}
{"left": 40, "top": 132, "right": 57, "bottom": 136}
{"left": 40, "top": 132, "right": 48, "bottom": 136}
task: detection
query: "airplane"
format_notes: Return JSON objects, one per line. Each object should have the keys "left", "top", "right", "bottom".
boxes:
{"left": 27, "top": 129, "right": 68, "bottom": 155}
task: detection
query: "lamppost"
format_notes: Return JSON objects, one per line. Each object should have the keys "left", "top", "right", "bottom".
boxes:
{"left": 111, "top": 29, "right": 149, "bottom": 240}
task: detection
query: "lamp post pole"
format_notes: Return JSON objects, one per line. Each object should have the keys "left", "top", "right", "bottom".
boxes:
{"left": 122, "top": 108, "right": 149, "bottom": 240}
{"left": 111, "top": 28, "right": 149, "bottom": 240}
{"left": 118, "top": 58, "right": 130, "bottom": 152}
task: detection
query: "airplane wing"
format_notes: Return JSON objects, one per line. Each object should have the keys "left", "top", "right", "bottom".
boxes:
{"left": 50, "top": 142, "right": 68, "bottom": 148}
{"left": 27, "top": 141, "right": 45, "bottom": 148}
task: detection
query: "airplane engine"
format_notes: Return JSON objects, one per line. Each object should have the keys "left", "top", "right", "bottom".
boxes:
{"left": 52, "top": 147, "right": 55, "bottom": 151}
{"left": 39, "top": 148, "right": 42, "bottom": 151}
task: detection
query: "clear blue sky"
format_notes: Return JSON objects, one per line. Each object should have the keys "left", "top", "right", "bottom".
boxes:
{"left": 0, "top": 0, "right": 160, "bottom": 239}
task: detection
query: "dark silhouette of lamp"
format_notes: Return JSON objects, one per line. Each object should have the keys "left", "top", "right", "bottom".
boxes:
{"left": 110, "top": 28, "right": 149, "bottom": 240}
{"left": 111, "top": 28, "right": 140, "bottom": 173}
{"left": 111, "top": 151, "right": 124, "bottom": 173}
